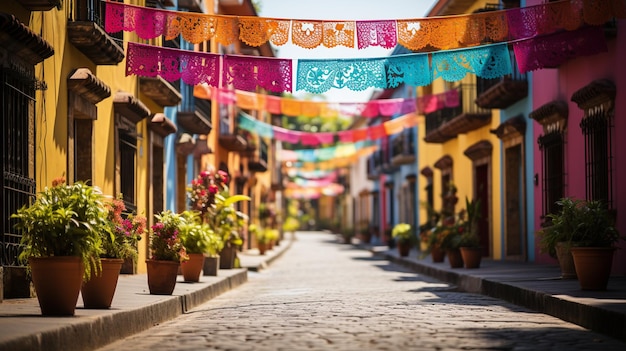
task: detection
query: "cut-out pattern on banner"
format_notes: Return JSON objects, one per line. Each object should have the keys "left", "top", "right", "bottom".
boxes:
{"left": 126, "top": 40, "right": 519, "bottom": 93}
{"left": 125, "top": 42, "right": 293, "bottom": 93}
{"left": 104, "top": 0, "right": 623, "bottom": 51}
{"left": 194, "top": 85, "right": 416, "bottom": 118}
{"left": 278, "top": 142, "right": 376, "bottom": 162}
{"left": 513, "top": 25, "right": 608, "bottom": 73}
{"left": 237, "top": 111, "right": 418, "bottom": 146}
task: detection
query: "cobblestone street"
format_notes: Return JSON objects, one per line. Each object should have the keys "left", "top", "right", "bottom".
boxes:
{"left": 98, "top": 232, "right": 626, "bottom": 351}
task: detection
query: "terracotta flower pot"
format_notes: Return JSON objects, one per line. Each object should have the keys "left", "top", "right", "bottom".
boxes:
{"left": 29, "top": 256, "right": 84, "bottom": 316}
{"left": 571, "top": 247, "right": 615, "bottom": 290}
{"left": 447, "top": 248, "right": 464, "bottom": 268}
{"left": 146, "top": 259, "right": 179, "bottom": 295}
{"left": 81, "top": 258, "right": 123, "bottom": 309}
{"left": 258, "top": 242, "right": 268, "bottom": 255}
{"left": 431, "top": 246, "right": 445, "bottom": 263}
{"left": 181, "top": 253, "right": 205, "bottom": 282}
{"left": 397, "top": 241, "right": 411, "bottom": 257}
{"left": 459, "top": 247, "right": 482, "bottom": 269}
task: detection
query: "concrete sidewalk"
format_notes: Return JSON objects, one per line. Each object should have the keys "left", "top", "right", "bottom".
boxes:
{"left": 367, "top": 243, "right": 626, "bottom": 343}
{"left": 0, "top": 236, "right": 293, "bottom": 351}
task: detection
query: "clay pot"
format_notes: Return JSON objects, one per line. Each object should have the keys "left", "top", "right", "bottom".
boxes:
{"left": 29, "top": 256, "right": 84, "bottom": 316}
{"left": 447, "top": 249, "right": 464, "bottom": 268}
{"left": 181, "top": 253, "right": 205, "bottom": 282}
{"left": 571, "top": 247, "right": 615, "bottom": 290}
{"left": 555, "top": 242, "right": 577, "bottom": 279}
{"left": 146, "top": 259, "right": 179, "bottom": 295}
{"left": 431, "top": 246, "right": 445, "bottom": 263}
{"left": 81, "top": 258, "right": 123, "bottom": 308}
{"left": 460, "top": 247, "right": 482, "bottom": 269}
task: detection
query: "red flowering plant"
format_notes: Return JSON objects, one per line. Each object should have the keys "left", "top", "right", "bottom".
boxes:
{"left": 187, "top": 167, "right": 250, "bottom": 249}
{"left": 102, "top": 197, "right": 146, "bottom": 261}
{"left": 186, "top": 168, "right": 229, "bottom": 215}
{"left": 150, "top": 210, "right": 189, "bottom": 263}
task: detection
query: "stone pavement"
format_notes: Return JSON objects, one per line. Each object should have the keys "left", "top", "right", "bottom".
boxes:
{"left": 368, "top": 242, "right": 626, "bottom": 343}
{"left": 96, "top": 231, "right": 626, "bottom": 351}
{"left": 1, "top": 230, "right": 625, "bottom": 350}
{"left": 0, "top": 235, "right": 294, "bottom": 351}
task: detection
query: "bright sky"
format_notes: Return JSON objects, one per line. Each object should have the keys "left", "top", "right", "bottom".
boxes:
{"left": 256, "top": 0, "right": 438, "bottom": 102}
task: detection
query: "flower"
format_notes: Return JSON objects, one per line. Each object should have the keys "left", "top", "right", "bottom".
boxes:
{"left": 186, "top": 167, "right": 229, "bottom": 215}
{"left": 101, "top": 197, "right": 145, "bottom": 260}
{"left": 150, "top": 210, "right": 189, "bottom": 263}
{"left": 187, "top": 166, "right": 250, "bottom": 249}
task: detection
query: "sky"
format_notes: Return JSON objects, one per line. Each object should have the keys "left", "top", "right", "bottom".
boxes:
{"left": 256, "top": 0, "right": 438, "bottom": 102}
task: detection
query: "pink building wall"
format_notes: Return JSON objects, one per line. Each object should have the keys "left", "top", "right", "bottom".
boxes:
{"left": 532, "top": 20, "right": 626, "bottom": 275}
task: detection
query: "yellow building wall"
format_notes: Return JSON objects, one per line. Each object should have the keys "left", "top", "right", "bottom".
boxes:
{"left": 415, "top": 0, "right": 506, "bottom": 259}
{"left": 416, "top": 77, "right": 503, "bottom": 259}
{"left": 23, "top": 1, "right": 153, "bottom": 272}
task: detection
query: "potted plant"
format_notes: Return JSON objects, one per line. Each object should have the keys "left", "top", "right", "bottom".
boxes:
{"left": 438, "top": 214, "right": 465, "bottom": 268}
{"left": 187, "top": 167, "right": 249, "bottom": 269}
{"left": 147, "top": 210, "right": 189, "bottom": 295}
{"left": 537, "top": 197, "right": 582, "bottom": 279}
{"left": 82, "top": 196, "right": 146, "bottom": 308}
{"left": 178, "top": 211, "right": 214, "bottom": 282}
{"left": 392, "top": 223, "right": 414, "bottom": 257}
{"left": 458, "top": 197, "right": 483, "bottom": 269}
{"left": 12, "top": 177, "right": 107, "bottom": 315}
{"left": 567, "top": 199, "right": 621, "bottom": 290}
{"left": 252, "top": 225, "right": 271, "bottom": 255}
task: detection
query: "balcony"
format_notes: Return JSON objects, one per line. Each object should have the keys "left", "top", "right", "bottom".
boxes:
{"left": 140, "top": 77, "right": 182, "bottom": 107}
{"left": 0, "top": 13, "right": 54, "bottom": 65}
{"left": 248, "top": 139, "right": 268, "bottom": 173}
{"left": 218, "top": 109, "right": 248, "bottom": 151}
{"left": 424, "top": 84, "right": 491, "bottom": 144}
{"left": 391, "top": 129, "right": 416, "bottom": 166}
{"left": 366, "top": 153, "right": 381, "bottom": 180}
{"left": 177, "top": 98, "right": 212, "bottom": 135}
{"left": 113, "top": 91, "right": 150, "bottom": 124}
{"left": 67, "top": 0, "right": 124, "bottom": 65}
{"left": 475, "top": 50, "right": 527, "bottom": 109}
{"left": 16, "top": 0, "right": 61, "bottom": 11}
{"left": 150, "top": 113, "right": 177, "bottom": 138}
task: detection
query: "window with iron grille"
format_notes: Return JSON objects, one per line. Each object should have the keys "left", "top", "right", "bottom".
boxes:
{"left": 1, "top": 65, "right": 36, "bottom": 266}
{"left": 153, "top": 144, "right": 165, "bottom": 214}
{"left": 580, "top": 107, "right": 613, "bottom": 208}
{"left": 120, "top": 131, "right": 137, "bottom": 212}
{"left": 74, "top": 0, "right": 124, "bottom": 41}
{"left": 538, "top": 131, "right": 565, "bottom": 222}
{"left": 571, "top": 80, "right": 616, "bottom": 209}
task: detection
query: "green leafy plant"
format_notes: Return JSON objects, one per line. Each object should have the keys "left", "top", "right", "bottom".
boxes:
{"left": 569, "top": 199, "right": 620, "bottom": 247}
{"left": 255, "top": 227, "right": 272, "bottom": 245}
{"left": 459, "top": 197, "right": 481, "bottom": 248}
{"left": 178, "top": 211, "right": 222, "bottom": 256}
{"left": 12, "top": 177, "right": 107, "bottom": 280}
{"left": 538, "top": 197, "right": 582, "bottom": 257}
{"left": 150, "top": 210, "right": 188, "bottom": 263}
{"left": 392, "top": 223, "right": 414, "bottom": 245}
{"left": 282, "top": 216, "right": 300, "bottom": 233}
{"left": 539, "top": 197, "right": 621, "bottom": 255}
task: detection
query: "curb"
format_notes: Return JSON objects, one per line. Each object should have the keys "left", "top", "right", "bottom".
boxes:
{"left": 241, "top": 233, "right": 295, "bottom": 272}
{"left": 0, "top": 269, "right": 249, "bottom": 351}
{"left": 374, "top": 249, "right": 626, "bottom": 342}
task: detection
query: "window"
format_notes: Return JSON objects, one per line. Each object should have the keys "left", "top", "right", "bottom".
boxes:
{"left": 571, "top": 79, "right": 615, "bottom": 209}
{"left": 538, "top": 132, "right": 564, "bottom": 220}
{"left": 1, "top": 65, "right": 37, "bottom": 266}
{"left": 581, "top": 108, "right": 613, "bottom": 206}
{"left": 119, "top": 131, "right": 137, "bottom": 212}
